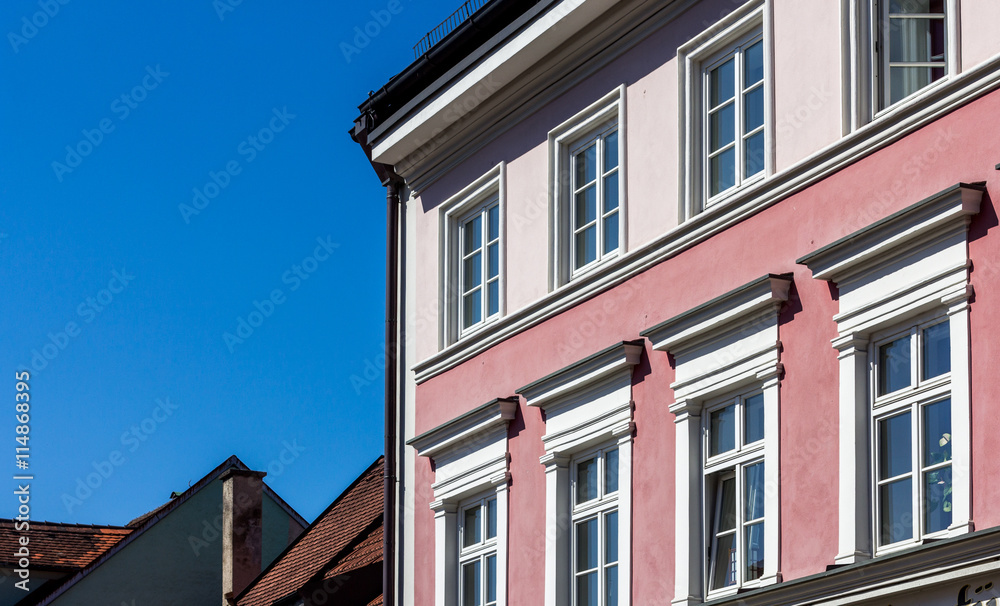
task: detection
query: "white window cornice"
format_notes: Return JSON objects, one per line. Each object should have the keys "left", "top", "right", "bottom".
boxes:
{"left": 797, "top": 182, "right": 984, "bottom": 285}
{"left": 518, "top": 340, "right": 643, "bottom": 412}
{"left": 409, "top": 397, "right": 517, "bottom": 460}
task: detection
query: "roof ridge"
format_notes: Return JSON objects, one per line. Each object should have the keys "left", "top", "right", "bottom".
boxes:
{"left": 0, "top": 518, "right": 132, "bottom": 531}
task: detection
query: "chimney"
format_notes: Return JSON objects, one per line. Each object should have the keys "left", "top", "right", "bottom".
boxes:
{"left": 220, "top": 468, "right": 266, "bottom": 605}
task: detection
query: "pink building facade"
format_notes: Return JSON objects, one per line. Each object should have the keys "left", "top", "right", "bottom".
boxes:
{"left": 351, "top": 1, "right": 1000, "bottom": 605}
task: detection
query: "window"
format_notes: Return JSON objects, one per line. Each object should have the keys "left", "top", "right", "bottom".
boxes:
{"left": 872, "top": 318, "right": 952, "bottom": 550}
{"left": 459, "top": 200, "right": 501, "bottom": 333}
{"left": 439, "top": 164, "right": 505, "bottom": 345}
{"left": 704, "top": 35, "right": 765, "bottom": 203}
{"left": 704, "top": 390, "right": 766, "bottom": 593}
{"left": 549, "top": 86, "right": 626, "bottom": 288}
{"left": 873, "top": 0, "right": 947, "bottom": 110}
{"left": 678, "top": 0, "right": 768, "bottom": 217}
{"left": 570, "top": 124, "right": 620, "bottom": 273}
{"left": 572, "top": 447, "right": 619, "bottom": 606}
{"left": 460, "top": 495, "right": 499, "bottom": 606}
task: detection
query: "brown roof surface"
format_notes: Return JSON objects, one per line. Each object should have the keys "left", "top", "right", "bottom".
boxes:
{"left": 237, "top": 457, "right": 384, "bottom": 606}
{"left": 325, "top": 521, "right": 382, "bottom": 577}
{"left": 367, "top": 595, "right": 384, "bottom": 606}
{"left": 0, "top": 520, "right": 132, "bottom": 571}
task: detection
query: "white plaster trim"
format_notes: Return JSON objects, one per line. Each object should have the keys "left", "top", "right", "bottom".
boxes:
{"left": 438, "top": 163, "right": 507, "bottom": 348}
{"left": 519, "top": 340, "right": 643, "bottom": 410}
{"left": 410, "top": 58, "right": 1000, "bottom": 386}
{"left": 409, "top": 398, "right": 517, "bottom": 460}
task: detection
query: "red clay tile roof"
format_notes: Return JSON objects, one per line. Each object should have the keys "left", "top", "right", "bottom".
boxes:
{"left": 325, "top": 522, "right": 382, "bottom": 578}
{"left": 237, "top": 457, "right": 384, "bottom": 606}
{"left": 367, "top": 594, "right": 384, "bottom": 606}
{"left": 0, "top": 520, "right": 132, "bottom": 572}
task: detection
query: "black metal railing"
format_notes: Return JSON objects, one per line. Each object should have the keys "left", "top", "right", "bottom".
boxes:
{"left": 413, "top": 0, "right": 491, "bottom": 58}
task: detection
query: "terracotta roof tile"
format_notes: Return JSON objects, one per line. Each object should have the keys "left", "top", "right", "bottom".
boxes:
{"left": 367, "top": 594, "right": 384, "bottom": 606}
{"left": 325, "top": 522, "right": 382, "bottom": 577}
{"left": 0, "top": 520, "right": 132, "bottom": 571}
{"left": 237, "top": 457, "right": 384, "bottom": 606}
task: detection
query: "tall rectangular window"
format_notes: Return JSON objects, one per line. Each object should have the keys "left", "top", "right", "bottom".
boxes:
{"left": 705, "top": 35, "right": 765, "bottom": 204}
{"left": 874, "top": 0, "right": 947, "bottom": 109}
{"left": 460, "top": 496, "right": 499, "bottom": 606}
{"left": 704, "top": 390, "right": 766, "bottom": 593}
{"left": 459, "top": 199, "right": 501, "bottom": 333}
{"left": 872, "top": 318, "right": 952, "bottom": 550}
{"left": 570, "top": 123, "right": 620, "bottom": 273}
{"left": 572, "top": 447, "right": 619, "bottom": 606}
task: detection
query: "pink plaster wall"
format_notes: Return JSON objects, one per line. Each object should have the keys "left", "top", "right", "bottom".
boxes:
{"left": 961, "top": 2, "right": 1000, "bottom": 71}
{"left": 408, "top": 85, "right": 1000, "bottom": 604}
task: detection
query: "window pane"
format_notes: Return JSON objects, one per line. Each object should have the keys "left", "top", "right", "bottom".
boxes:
{"left": 710, "top": 58, "right": 735, "bottom": 106}
{"left": 745, "top": 462, "right": 765, "bottom": 521}
{"left": 487, "top": 243, "right": 499, "bottom": 279}
{"left": 745, "top": 521, "right": 764, "bottom": 582}
{"left": 744, "top": 131, "right": 765, "bottom": 179}
{"left": 710, "top": 147, "right": 736, "bottom": 196}
{"left": 744, "top": 393, "right": 764, "bottom": 444}
{"left": 464, "top": 252, "right": 482, "bottom": 291}
{"left": 464, "top": 506, "right": 482, "bottom": 547}
{"left": 487, "top": 280, "right": 499, "bottom": 318}
{"left": 710, "top": 532, "right": 737, "bottom": 590}
{"left": 878, "top": 336, "right": 911, "bottom": 395}
{"left": 576, "top": 186, "right": 597, "bottom": 227}
{"left": 605, "top": 510, "right": 619, "bottom": 564}
{"left": 576, "top": 518, "right": 598, "bottom": 571}
{"left": 922, "top": 322, "right": 950, "bottom": 379}
{"left": 487, "top": 498, "right": 498, "bottom": 539}
{"left": 603, "top": 213, "right": 619, "bottom": 256}
{"left": 575, "top": 225, "right": 597, "bottom": 269}
{"left": 464, "top": 216, "right": 482, "bottom": 254}
{"left": 710, "top": 404, "right": 736, "bottom": 456}
{"left": 486, "top": 555, "right": 497, "bottom": 604}
{"left": 605, "top": 565, "right": 618, "bottom": 606}
{"left": 576, "top": 572, "right": 598, "bottom": 606}
{"left": 463, "top": 560, "right": 482, "bottom": 606}
{"left": 889, "top": 66, "right": 939, "bottom": 105}
{"left": 890, "top": 0, "right": 944, "bottom": 14}
{"left": 487, "top": 205, "right": 499, "bottom": 241}
{"left": 604, "top": 130, "right": 619, "bottom": 169}
{"left": 879, "top": 412, "right": 912, "bottom": 479}
{"left": 889, "top": 17, "right": 945, "bottom": 63}
{"left": 744, "top": 41, "right": 764, "bottom": 87}
{"left": 577, "top": 458, "right": 598, "bottom": 504}
{"left": 923, "top": 399, "right": 951, "bottom": 466}
{"left": 605, "top": 449, "right": 619, "bottom": 494}
{"left": 717, "top": 476, "right": 737, "bottom": 532}
{"left": 604, "top": 171, "right": 619, "bottom": 212}
{"left": 880, "top": 477, "right": 914, "bottom": 545}
{"left": 744, "top": 86, "right": 764, "bottom": 133}
{"left": 463, "top": 291, "right": 482, "bottom": 329}
{"left": 576, "top": 144, "right": 597, "bottom": 185}
{"left": 924, "top": 464, "right": 952, "bottom": 534}
{"left": 710, "top": 103, "right": 736, "bottom": 151}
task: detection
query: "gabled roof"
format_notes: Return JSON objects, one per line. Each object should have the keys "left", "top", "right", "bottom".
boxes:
{"left": 34, "top": 455, "right": 306, "bottom": 606}
{"left": 237, "top": 456, "right": 384, "bottom": 606}
{"left": 0, "top": 520, "right": 131, "bottom": 572}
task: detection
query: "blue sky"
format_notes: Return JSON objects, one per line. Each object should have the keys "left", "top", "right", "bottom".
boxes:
{"left": 0, "top": 0, "right": 453, "bottom": 525}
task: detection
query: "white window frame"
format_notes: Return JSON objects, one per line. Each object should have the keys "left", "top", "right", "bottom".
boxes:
{"left": 408, "top": 398, "right": 516, "bottom": 606}
{"left": 456, "top": 197, "right": 502, "bottom": 337}
{"left": 570, "top": 445, "right": 620, "bottom": 606}
{"left": 567, "top": 121, "right": 622, "bottom": 278}
{"left": 518, "top": 340, "right": 641, "bottom": 606}
{"left": 797, "top": 182, "right": 982, "bottom": 565}
{"left": 869, "top": 313, "right": 954, "bottom": 555}
{"left": 458, "top": 493, "right": 500, "bottom": 606}
{"left": 842, "top": 0, "right": 961, "bottom": 131}
{"left": 678, "top": 0, "right": 771, "bottom": 220}
{"left": 701, "top": 31, "right": 767, "bottom": 207}
{"left": 440, "top": 163, "right": 506, "bottom": 347}
{"left": 548, "top": 86, "right": 627, "bottom": 289}
{"left": 702, "top": 389, "right": 767, "bottom": 597}
{"left": 641, "top": 274, "right": 790, "bottom": 606}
